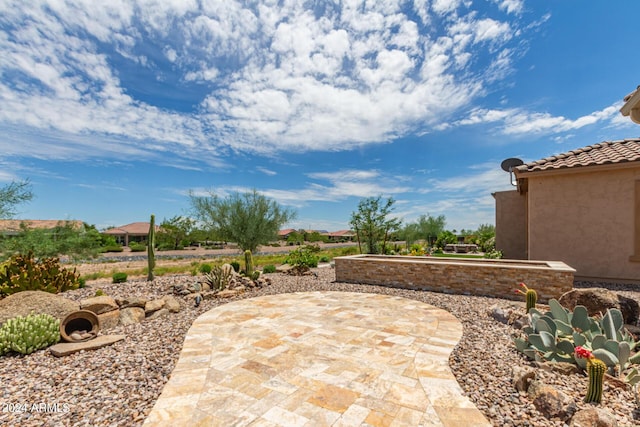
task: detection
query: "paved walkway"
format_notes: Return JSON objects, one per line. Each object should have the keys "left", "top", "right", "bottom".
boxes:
{"left": 143, "top": 292, "right": 491, "bottom": 427}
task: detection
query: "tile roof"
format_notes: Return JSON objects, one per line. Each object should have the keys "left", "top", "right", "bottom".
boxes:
{"left": 278, "top": 228, "right": 297, "bottom": 236}
{"left": 103, "top": 222, "right": 156, "bottom": 235}
{"left": 515, "top": 139, "right": 640, "bottom": 173}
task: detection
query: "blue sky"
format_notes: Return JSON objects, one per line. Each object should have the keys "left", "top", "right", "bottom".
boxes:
{"left": 1, "top": 0, "right": 638, "bottom": 232}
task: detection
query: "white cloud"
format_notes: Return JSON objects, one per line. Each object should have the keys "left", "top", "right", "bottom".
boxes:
{"left": 256, "top": 167, "right": 277, "bottom": 176}
{"left": 439, "top": 103, "right": 624, "bottom": 136}
{"left": 427, "top": 165, "right": 513, "bottom": 194}
{"left": 186, "top": 168, "right": 411, "bottom": 208}
{"left": 501, "top": 104, "right": 620, "bottom": 135}
{"left": 494, "top": 0, "right": 524, "bottom": 14}
{"left": 0, "top": 0, "right": 530, "bottom": 161}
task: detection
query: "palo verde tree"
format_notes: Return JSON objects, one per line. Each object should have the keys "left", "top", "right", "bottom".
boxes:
{"left": 349, "top": 196, "right": 401, "bottom": 254}
{"left": 156, "top": 215, "right": 196, "bottom": 250}
{"left": 189, "top": 189, "right": 296, "bottom": 253}
{"left": 416, "top": 214, "right": 446, "bottom": 246}
{"left": 398, "top": 213, "right": 446, "bottom": 248}
{"left": 0, "top": 180, "right": 33, "bottom": 218}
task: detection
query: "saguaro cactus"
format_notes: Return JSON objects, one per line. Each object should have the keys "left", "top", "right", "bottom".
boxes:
{"left": 244, "top": 250, "right": 253, "bottom": 277}
{"left": 576, "top": 346, "right": 606, "bottom": 403}
{"left": 147, "top": 214, "right": 156, "bottom": 281}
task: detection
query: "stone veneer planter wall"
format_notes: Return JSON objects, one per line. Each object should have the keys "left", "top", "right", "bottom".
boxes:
{"left": 334, "top": 255, "right": 575, "bottom": 302}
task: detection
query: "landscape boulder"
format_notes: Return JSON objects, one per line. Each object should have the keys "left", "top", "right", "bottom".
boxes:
{"left": 144, "top": 299, "right": 165, "bottom": 315}
{"left": 558, "top": 288, "right": 639, "bottom": 325}
{"left": 0, "top": 291, "right": 79, "bottom": 325}
{"left": 120, "top": 307, "right": 145, "bottom": 325}
{"left": 116, "top": 296, "right": 147, "bottom": 309}
{"left": 221, "top": 263, "right": 236, "bottom": 276}
{"left": 146, "top": 308, "right": 169, "bottom": 321}
{"left": 531, "top": 383, "right": 577, "bottom": 422}
{"left": 162, "top": 295, "right": 181, "bottom": 313}
{"left": 97, "top": 309, "right": 120, "bottom": 330}
{"left": 80, "top": 295, "right": 119, "bottom": 315}
{"left": 569, "top": 408, "right": 618, "bottom": 427}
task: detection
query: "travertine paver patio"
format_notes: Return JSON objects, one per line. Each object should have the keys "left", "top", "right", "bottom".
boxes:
{"left": 143, "top": 292, "right": 491, "bottom": 427}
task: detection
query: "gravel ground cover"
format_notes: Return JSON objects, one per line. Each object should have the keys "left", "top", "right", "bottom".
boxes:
{"left": 1, "top": 269, "right": 639, "bottom": 426}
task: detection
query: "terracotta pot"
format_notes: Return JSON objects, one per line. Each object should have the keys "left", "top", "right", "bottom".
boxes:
{"left": 60, "top": 310, "right": 100, "bottom": 343}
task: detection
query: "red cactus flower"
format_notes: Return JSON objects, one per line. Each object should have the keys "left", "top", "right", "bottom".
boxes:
{"left": 575, "top": 346, "right": 593, "bottom": 360}
{"left": 514, "top": 282, "right": 529, "bottom": 295}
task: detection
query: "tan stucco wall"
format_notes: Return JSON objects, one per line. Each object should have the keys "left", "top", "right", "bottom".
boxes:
{"left": 526, "top": 166, "right": 640, "bottom": 282}
{"left": 494, "top": 190, "right": 527, "bottom": 259}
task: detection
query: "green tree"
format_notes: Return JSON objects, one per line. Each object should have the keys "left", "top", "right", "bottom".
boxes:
{"left": 0, "top": 221, "right": 102, "bottom": 260}
{"left": 306, "top": 231, "right": 327, "bottom": 243}
{"left": 189, "top": 189, "right": 297, "bottom": 253}
{"left": 286, "top": 231, "right": 304, "bottom": 245}
{"left": 156, "top": 215, "right": 196, "bottom": 250}
{"left": 0, "top": 180, "right": 33, "bottom": 218}
{"left": 349, "top": 196, "right": 402, "bottom": 254}
{"left": 474, "top": 223, "right": 496, "bottom": 252}
{"left": 398, "top": 222, "right": 419, "bottom": 247}
{"left": 435, "top": 230, "right": 457, "bottom": 249}
{"left": 416, "top": 214, "right": 446, "bottom": 245}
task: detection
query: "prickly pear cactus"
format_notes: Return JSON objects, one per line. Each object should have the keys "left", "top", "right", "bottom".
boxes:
{"left": 0, "top": 313, "right": 60, "bottom": 356}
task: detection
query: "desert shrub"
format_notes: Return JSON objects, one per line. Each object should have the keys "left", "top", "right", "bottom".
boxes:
{"left": 128, "top": 242, "right": 146, "bottom": 252}
{"left": 251, "top": 271, "right": 260, "bottom": 280}
{"left": 262, "top": 264, "right": 276, "bottom": 274}
{"left": 286, "top": 247, "right": 318, "bottom": 268}
{"left": 156, "top": 242, "right": 175, "bottom": 251}
{"left": 480, "top": 236, "right": 497, "bottom": 253}
{"left": 0, "top": 252, "right": 80, "bottom": 297}
{"left": 484, "top": 249, "right": 503, "bottom": 259}
{"left": 319, "top": 256, "right": 330, "bottom": 263}
{"left": 339, "top": 246, "right": 359, "bottom": 256}
{"left": 94, "top": 289, "right": 105, "bottom": 297}
{"left": 410, "top": 244, "right": 425, "bottom": 256}
{"left": 101, "top": 245, "right": 124, "bottom": 253}
{"left": 230, "top": 261, "right": 240, "bottom": 273}
{"left": 199, "top": 263, "right": 212, "bottom": 274}
{"left": 305, "top": 243, "right": 321, "bottom": 253}
{"left": 112, "top": 272, "right": 128, "bottom": 283}
{"left": 0, "top": 313, "right": 60, "bottom": 356}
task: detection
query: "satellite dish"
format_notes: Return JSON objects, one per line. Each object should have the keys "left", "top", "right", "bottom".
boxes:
{"left": 500, "top": 157, "right": 524, "bottom": 172}
{"left": 500, "top": 158, "right": 523, "bottom": 186}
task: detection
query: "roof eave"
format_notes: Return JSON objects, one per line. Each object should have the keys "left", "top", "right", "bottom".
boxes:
{"left": 514, "top": 159, "right": 640, "bottom": 179}
{"left": 621, "top": 87, "right": 640, "bottom": 124}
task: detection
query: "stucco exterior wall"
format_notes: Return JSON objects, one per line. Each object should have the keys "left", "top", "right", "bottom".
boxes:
{"left": 526, "top": 166, "right": 640, "bottom": 282}
{"left": 334, "top": 255, "right": 575, "bottom": 302}
{"left": 494, "top": 190, "right": 527, "bottom": 259}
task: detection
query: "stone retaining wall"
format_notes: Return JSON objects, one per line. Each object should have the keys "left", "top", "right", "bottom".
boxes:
{"left": 334, "top": 255, "right": 575, "bottom": 302}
